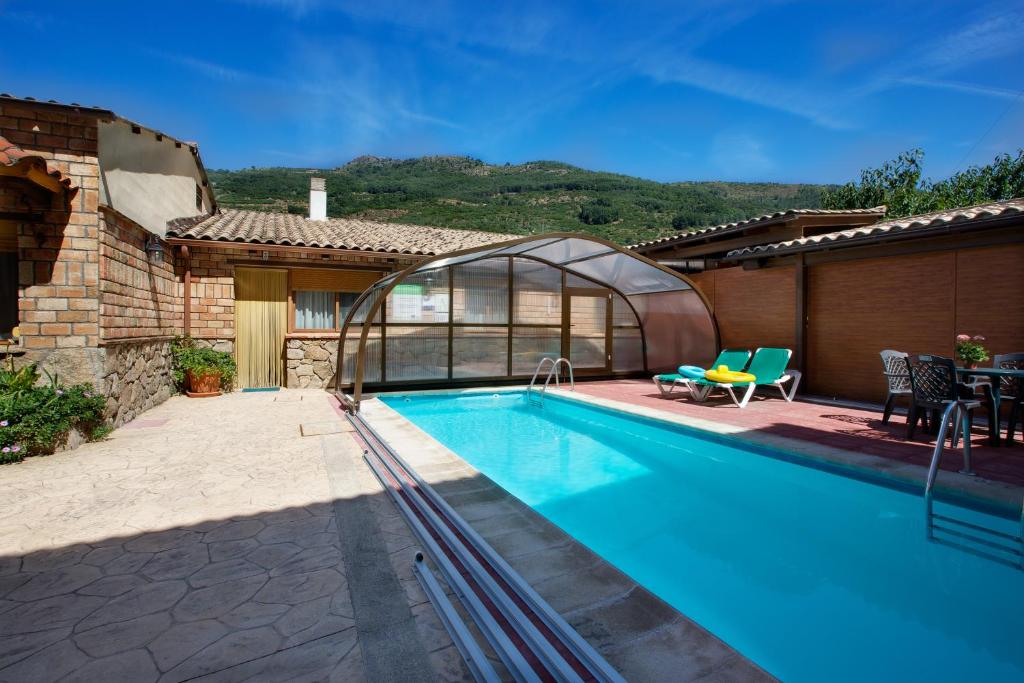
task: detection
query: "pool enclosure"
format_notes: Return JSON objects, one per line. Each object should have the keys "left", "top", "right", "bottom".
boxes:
{"left": 335, "top": 233, "right": 718, "bottom": 409}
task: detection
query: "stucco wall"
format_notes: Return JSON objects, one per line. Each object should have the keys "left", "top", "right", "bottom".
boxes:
{"left": 98, "top": 119, "right": 213, "bottom": 237}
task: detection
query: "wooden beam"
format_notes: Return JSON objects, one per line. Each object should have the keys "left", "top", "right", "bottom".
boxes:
{"left": 794, "top": 253, "right": 808, "bottom": 385}
{"left": 181, "top": 245, "right": 191, "bottom": 337}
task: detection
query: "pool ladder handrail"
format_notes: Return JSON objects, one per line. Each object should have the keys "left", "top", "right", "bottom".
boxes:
{"left": 924, "top": 400, "right": 1024, "bottom": 569}
{"left": 527, "top": 357, "right": 574, "bottom": 406}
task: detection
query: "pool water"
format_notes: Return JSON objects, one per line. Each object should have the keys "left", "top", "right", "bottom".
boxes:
{"left": 381, "top": 391, "right": 1024, "bottom": 683}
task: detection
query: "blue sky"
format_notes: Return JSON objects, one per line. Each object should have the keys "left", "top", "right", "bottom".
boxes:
{"left": 1, "top": 0, "right": 1022, "bottom": 183}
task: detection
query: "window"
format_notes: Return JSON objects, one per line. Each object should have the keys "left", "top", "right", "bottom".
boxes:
{"left": 195, "top": 183, "right": 203, "bottom": 212}
{"left": 290, "top": 268, "right": 383, "bottom": 331}
{"left": 295, "top": 291, "right": 336, "bottom": 329}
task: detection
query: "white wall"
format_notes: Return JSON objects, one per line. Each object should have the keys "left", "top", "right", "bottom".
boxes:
{"left": 98, "top": 120, "right": 214, "bottom": 236}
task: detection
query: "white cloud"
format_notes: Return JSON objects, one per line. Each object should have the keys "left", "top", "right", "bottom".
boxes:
{"left": 897, "top": 77, "right": 1022, "bottom": 100}
{"left": 710, "top": 132, "right": 774, "bottom": 176}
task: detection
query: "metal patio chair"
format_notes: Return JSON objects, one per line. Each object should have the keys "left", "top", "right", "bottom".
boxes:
{"left": 905, "top": 354, "right": 991, "bottom": 447}
{"left": 880, "top": 349, "right": 912, "bottom": 425}
{"left": 993, "top": 352, "right": 1024, "bottom": 444}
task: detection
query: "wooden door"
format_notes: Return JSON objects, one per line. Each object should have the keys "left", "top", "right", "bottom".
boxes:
{"left": 564, "top": 288, "right": 611, "bottom": 374}
{"left": 234, "top": 268, "right": 288, "bottom": 388}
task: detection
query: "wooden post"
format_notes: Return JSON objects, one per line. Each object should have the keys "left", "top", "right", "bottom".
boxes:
{"left": 181, "top": 245, "right": 191, "bottom": 337}
{"left": 794, "top": 253, "right": 807, "bottom": 386}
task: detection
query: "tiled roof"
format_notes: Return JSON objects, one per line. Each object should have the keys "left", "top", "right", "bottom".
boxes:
{"left": 630, "top": 206, "right": 887, "bottom": 251}
{"left": 0, "top": 135, "right": 75, "bottom": 191}
{"left": 727, "top": 199, "right": 1024, "bottom": 258}
{"left": 167, "top": 209, "right": 519, "bottom": 255}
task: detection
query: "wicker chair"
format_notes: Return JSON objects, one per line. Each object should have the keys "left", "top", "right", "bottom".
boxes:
{"left": 993, "top": 352, "right": 1024, "bottom": 444}
{"left": 905, "top": 354, "right": 990, "bottom": 444}
{"left": 880, "top": 350, "right": 913, "bottom": 425}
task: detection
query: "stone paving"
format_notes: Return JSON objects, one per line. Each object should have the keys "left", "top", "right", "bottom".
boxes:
{"left": 0, "top": 390, "right": 440, "bottom": 682}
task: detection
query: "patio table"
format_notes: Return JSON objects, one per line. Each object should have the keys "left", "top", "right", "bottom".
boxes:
{"left": 956, "top": 367, "right": 1024, "bottom": 446}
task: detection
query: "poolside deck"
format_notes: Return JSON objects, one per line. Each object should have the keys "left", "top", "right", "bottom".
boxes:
{"left": 573, "top": 379, "right": 1024, "bottom": 488}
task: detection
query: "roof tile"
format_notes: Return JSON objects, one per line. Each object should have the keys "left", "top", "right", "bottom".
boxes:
{"left": 630, "top": 206, "right": 886, "bottom": 250}
{"left": 726, "top": 199, "right": 1024, "bottom": 258}
{"left": 0, "top": 135, "right": 75, "bottom": 191}
{"left": 167, "top": 209, "right": 518, "bottom": 256}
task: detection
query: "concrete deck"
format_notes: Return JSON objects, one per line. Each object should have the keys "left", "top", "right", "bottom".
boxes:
{"left": 0, "top": 390, "right": 465, "bottom": 682}
{"left": 572, "top": 379, "right": 1024, "bottom": 509}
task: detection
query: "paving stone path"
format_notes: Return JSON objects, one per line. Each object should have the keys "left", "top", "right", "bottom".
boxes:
{"left": 0, "top": 390, "right": 408, "bottom": 682}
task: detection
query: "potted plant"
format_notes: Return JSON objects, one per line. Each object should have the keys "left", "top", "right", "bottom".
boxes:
{"left": 171, "top": 336, "right": 236, "bottom": 397}
{"left": 954, "top": 333, "right": 989, "bottom": 369}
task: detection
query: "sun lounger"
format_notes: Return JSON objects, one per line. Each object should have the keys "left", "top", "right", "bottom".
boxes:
{"left": 691, "top": 347, "right": 801, "bottom": 408}
{"left": 653, "top": 348, "right": 752, "bottom": 397}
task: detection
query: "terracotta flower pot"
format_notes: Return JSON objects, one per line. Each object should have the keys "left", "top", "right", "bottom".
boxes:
{"left": 186, "top": 369, "right": 222, "bottom": 398}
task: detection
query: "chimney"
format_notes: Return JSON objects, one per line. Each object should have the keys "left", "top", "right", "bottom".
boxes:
{"left": 309, "top": 177, "right": 327, "bottom": 221}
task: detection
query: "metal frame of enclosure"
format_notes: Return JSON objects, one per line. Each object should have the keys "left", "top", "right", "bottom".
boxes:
{"left": 334, "top": 233, "right": 718, "bottom": 410}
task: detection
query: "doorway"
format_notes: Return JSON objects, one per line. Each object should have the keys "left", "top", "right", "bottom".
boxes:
{"left": 234, "top": 267, "right": 287, "bottom": 388}
{"left": 563, "top": 288, "right": 612, "bottom": 374}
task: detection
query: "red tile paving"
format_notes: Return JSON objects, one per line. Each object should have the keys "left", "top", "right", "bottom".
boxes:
{"left": 574, "top": 379, "right": 1024, "bottom": 487}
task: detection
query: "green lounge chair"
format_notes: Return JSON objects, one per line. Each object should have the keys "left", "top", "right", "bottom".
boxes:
{"left": 653, "top": 348, "right": 752, "bottom": 397}
{"left": 691, "top": 347, "right": 802, "bottom": 408}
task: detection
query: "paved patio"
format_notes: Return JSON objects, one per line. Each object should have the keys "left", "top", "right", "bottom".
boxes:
{"left": 0, "top": 390, "right": 463, "bottom": 682}
{"left": 574, "top": 380, "right": 1024, "bottom": 488}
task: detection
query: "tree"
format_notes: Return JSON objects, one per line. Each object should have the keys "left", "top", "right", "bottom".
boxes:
{"left": 578, "top": 198, "right": 618, "bottom": 225}
{"left": 822, "top": 149, "right": 924, "bottom": 216}
{"left": 823, "top": 149, "right": 1024, "bottom": 219}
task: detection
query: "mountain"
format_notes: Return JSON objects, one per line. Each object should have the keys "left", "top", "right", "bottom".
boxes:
{"left": 207, "top": 156, "right": 829, "bottom": 245}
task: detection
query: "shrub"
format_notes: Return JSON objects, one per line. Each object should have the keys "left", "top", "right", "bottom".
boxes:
{"left": 578, "top": 198, "right": 618, "bottom": 225}
{"left": 0, "top": 363, "right": 109, "bottom": 464}
{"left": 170, "top": 336, "right": 237, "bottom": 390}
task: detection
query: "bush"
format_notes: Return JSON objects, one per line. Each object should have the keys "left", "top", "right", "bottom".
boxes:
{"left": 578, "top": 198, "right": 618, "bottom": 225}
{"left": 0, "top": 363, "right": 109, "bottom": 464}
{"left": 170, "top": 336, "right": 237, "bottom": 390}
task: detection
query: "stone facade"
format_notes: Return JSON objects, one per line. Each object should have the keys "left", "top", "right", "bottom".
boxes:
{"left": 98, "top": 339, "right": 175, "bottom": 427}
{"left": 286, "top": 337, "right": 338, "bottom": 388}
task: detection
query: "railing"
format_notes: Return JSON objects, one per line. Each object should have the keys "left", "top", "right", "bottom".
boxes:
{"left": 924, "top": 400, "right": 1024, "bottom": 569}
{"left": 527, "top": 357, "right": 574, "bottom": 406}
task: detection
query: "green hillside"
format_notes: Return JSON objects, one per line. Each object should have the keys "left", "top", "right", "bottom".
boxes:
{"left": 207, "top": 156, "right": 829, "bottom": 245}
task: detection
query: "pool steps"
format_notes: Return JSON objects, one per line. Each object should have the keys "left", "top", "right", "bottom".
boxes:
{"left": 527, "top": 357, "right": 575, "bottom": 407}
{"left": 349, "top": 411, "right": 624, "bottom": 683}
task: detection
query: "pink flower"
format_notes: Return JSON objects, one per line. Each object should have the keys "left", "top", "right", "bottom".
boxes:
{"left": 972, "top": 335, "right": 986, "bottom": 341}
{"left": 956, "top": 334, "right": 970, "bottom": 342}
{"left": 10, "top": 445, "right": 19, "bottom": 453}
{"left": 0, "top": 420, "right": 7, "bottom": 427}
{"left": 1, "top": 447, "right": 8, "bottom": 454}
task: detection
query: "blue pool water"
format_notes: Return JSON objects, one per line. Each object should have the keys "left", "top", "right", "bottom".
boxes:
{"left": 381, "top": 391, "right": 1024, "bottom": 682}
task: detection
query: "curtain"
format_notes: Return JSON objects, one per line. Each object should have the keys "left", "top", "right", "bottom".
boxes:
{"left": 295, "top": 291, "right": 336, "bottom": 329}
{"left": 234, "top": 268, "right": 287, "bottom": 388}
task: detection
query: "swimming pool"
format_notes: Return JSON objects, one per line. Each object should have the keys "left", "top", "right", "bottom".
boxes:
{"left": 380, "top": 391, "right": 1024, "bottom": 682}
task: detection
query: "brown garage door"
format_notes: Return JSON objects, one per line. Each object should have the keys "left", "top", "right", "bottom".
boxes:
{"left": 807, "top": 252, "right": 954, "bottom": 402}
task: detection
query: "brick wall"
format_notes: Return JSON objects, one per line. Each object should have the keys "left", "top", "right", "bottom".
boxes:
{"left": 186, "top": 244, "right": 410, "bottom": 340}
{"left": 1, "top": 100, "right": 104, "bottom": 385}
{"left": 99, "top": 207, "right": 181, "bottom": 339}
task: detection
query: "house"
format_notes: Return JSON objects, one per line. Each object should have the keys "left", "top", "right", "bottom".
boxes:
{"left": 0, "top": 95, "right": 514, "bottom": 424}
{"left": 632, "top": 200, "right": 1024, "bottom": 402}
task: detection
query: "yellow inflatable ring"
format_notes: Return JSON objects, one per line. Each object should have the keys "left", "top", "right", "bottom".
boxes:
{"left": 704, "top": 365, "right": 756, "bottom": 383}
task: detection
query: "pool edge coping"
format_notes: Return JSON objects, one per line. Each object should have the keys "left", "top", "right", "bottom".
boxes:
{"left": 367, "top": 385, "right": 1023, "bottom": 516}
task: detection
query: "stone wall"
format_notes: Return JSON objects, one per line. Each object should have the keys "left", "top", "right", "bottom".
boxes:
{"left": 97, "top": 339, "right": 175, "bottom": 427}
{"left": 286, "top": 337, "right": 338, "bottom": 388}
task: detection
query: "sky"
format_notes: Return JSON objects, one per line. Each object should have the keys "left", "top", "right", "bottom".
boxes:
{"left": 1, "top": 0, "right": 1022, "bottom": 183}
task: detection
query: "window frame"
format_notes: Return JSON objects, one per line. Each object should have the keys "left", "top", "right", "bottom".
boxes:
{"left": 287, "top": 268, "right": 375, "bottom": 334}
